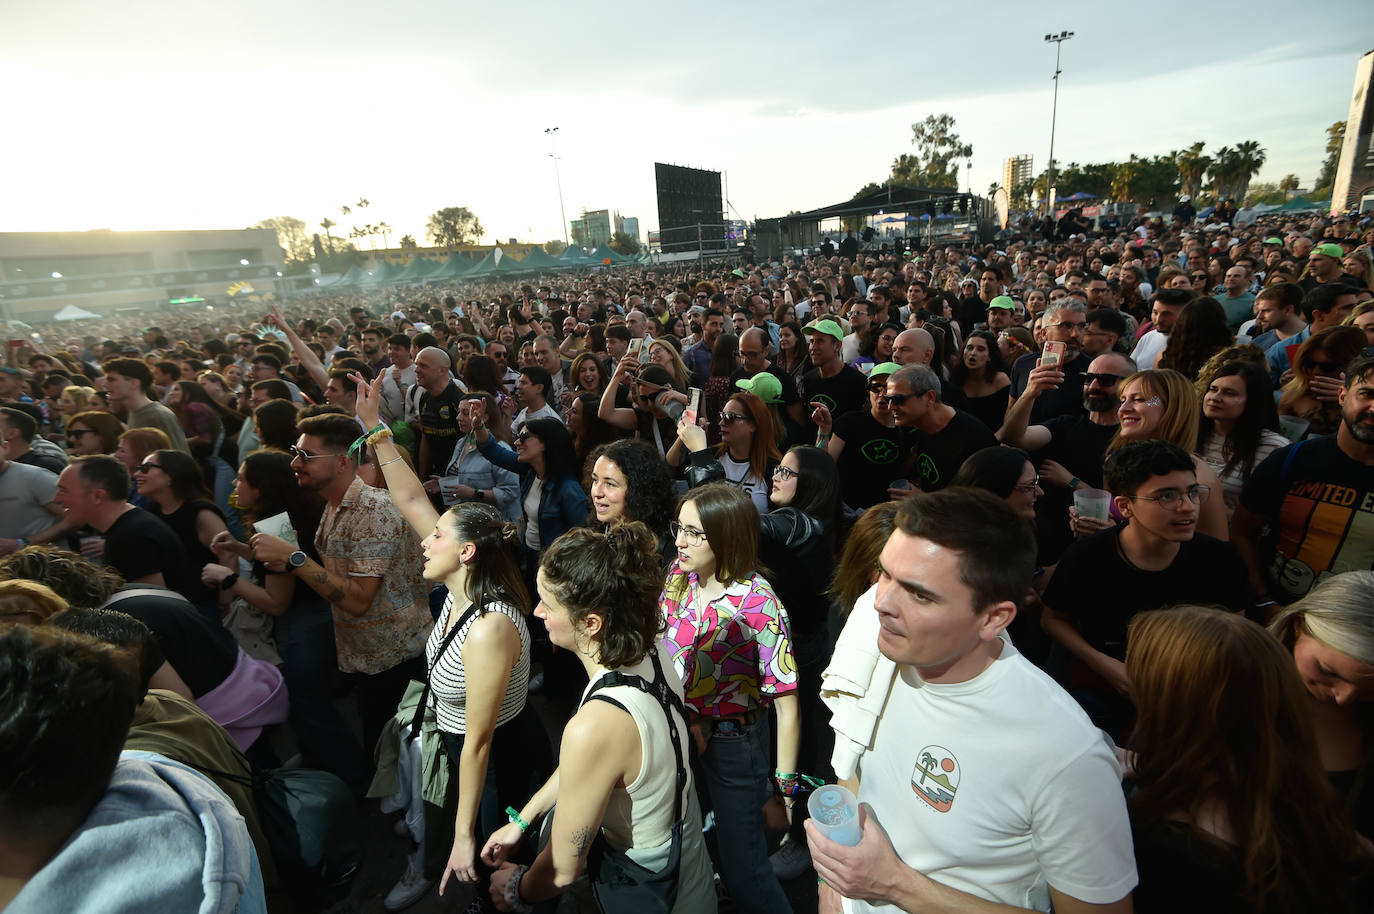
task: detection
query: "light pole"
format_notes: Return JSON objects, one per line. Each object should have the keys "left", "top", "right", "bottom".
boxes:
{"left": 1043, "top": 30, "right": 1074, "bottom": 216}
{"left": 544, "top": 127, "right": 569, "bottom": 246}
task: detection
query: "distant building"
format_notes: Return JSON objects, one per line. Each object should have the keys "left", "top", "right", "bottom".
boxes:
{"left": 0, "top": 228, "right": 285, "bottom": 319}
{"left": 1002, "top": 155, "right": 1034, "bottom": 194}
{"left": 1333, "top": 50, "right": 1374, "bottom": 214}
{"left": 570, "top": 209, "right": 612, "bottom": 248}
{"left": 614, "top": 212, "right": 640, "bottom": 242}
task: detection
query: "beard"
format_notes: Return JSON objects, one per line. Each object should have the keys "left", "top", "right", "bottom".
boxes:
{"left": 1344, "top": 410, "right": 1374, "bottom": 444}
{"left": 1084, "top": 391, "right": 1118, "bottom": 413}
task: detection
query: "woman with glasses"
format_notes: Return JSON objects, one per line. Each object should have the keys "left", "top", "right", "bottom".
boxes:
{"left": 1196, "top": 360, "right": 1288, "bottom": 518}
{"left": 600, "top": 359, "right": 689, "bottom": 457}
{"left": 701, "top": 332, "right": 739, "bottom": 448}
{"left": 850, "top": 322, "right": 898, "bottom": 375}
{"left": 114, "top": 426, "right": 172, "bottom": 509}
{"left": 349, "top": 374, "right": 553, "bottom": 907}
{"left": 668, "top": 391, "right": 779, "bottom": 515}
{"left": 1092, "top": 369, "right": 1230, "bottom": 541}
{"left": 1279, "top": 326, "right": 1366, "bottom": 438}
{"left": 64, "top": 410, "right": 123, "bottom": 456}
{"left": 660, "top": 482, "right": 799, "bottom": 914}
{"left": 136, "top": 448, "right": 234, "bottom": 613}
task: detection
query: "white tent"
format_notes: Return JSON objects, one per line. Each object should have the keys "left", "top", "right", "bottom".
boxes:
{"left": 52, "top": 305, "right": 101, "bottom": 321}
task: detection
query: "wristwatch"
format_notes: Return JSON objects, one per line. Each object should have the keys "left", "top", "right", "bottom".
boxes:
{"left": 219, "top": 572, "right": 240, "bottom": 591}
{"left": 474, "top": 488, "right": 484, "bottom": 500}
{"left": 287, "top": 550, "right": 308, "bottom": 569}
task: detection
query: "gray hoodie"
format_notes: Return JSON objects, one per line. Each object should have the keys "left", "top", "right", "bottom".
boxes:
{"left": 7, "top": 751, "right": 266, "bottom": 914}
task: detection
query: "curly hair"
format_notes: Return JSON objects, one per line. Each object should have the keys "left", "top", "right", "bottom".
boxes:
{"left": 0, "top": 579, "right": 69, "bottom": 625}
{"left": 0, "top": 546, "right": 124, "bottom": 610}
{"left": 589, "top": 439, "right": 675, "bottom": 536}
{"left": 538, "top": 523, "right": 665, "bottom": 669}
{"left": 1157, "top": 297, "right": 1234, "bottom": 378}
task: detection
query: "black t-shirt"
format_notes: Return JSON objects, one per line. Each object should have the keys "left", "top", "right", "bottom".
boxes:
{"left": 800, "top": 364, "right": 868, "bottom": 424}
{"left": 912, "top": 408, "right": 998, "bottom": 492}
{"left": 417, "top": 381, "right": 466, "bottom": 477}
{"left": 1238, "top": 435, "right": 1374, "bottom": 603}
{"left": 1009, "top": 350, "right": 1089, "bottom": 424}
{"left": 1032, "top": 415, "right": 1120, "bottom": 562}
{"left": 833, "top": 409, "right": 918, "bottom": 509}
{"left": 103, "top": 508, "right": 197, "bottom": 605}
{"left": 101, "top": 586, "right": 238, "bottom": 697}
{"left": 1043, "top": 527, "right": 1251, "bottom": 660}
{"left": 148, "top": 498, "right": 224, "bottom": 608}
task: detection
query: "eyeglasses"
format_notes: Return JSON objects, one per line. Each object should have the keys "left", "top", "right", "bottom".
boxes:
{"left": 134, "top": 462, "right": 163, "bottom": 474}
{"left": 719, "top": 411, "right": 748, "bottom": 425}
{"left": 1126, "top": 484, "right": 1211, "bottom": 508}
{"left": 66, "top": 428, "right": 91, "bottom": 438}
{"left": 1083, "top": 372, "right": 1122, "bottom": 387}
{"left": 773, "top": 465, "right": 799, "bottom": 481}
{"left": 513, "top": 431, "right": 533, "bottom": 444}
{"left": 1306, "top": 360, "right": 1342, "bottom": 374}
{"left": 669, "top": 521, "right": 707, "bottom": 545}
{"left": 1012, "top": 476, "right": 1040, "bottom": 493}
{"left": 884, "top": 392, "right": 917, "bottom": 406}
{"left": 866, "top": 382, "right": 889, "bottom": 394}
{"left": 289, "top": 446, "right": 341, "bottom": 462}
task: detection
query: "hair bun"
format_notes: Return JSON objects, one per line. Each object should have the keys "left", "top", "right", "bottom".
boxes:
{"left": 500, "top": 522, "right": 519, "bottom": 543}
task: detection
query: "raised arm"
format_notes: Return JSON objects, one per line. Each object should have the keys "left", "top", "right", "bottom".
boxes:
{"left": 598, "top": 356, "right": 641, "bottom": 430}
{"left": 998, "top": 362, "right": 1061, "bottom": 449}
{"left": 270, "top": 304, "right": 329, "bottom": 393}
{"left": 350, "top": 372, "right": 441, "bottom": 536}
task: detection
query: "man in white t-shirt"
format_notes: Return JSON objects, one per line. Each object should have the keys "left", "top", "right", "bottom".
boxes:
{"left": 1130, "top": 289, "right": 1190, "bottom": 371}
{"left": 807, "top": 489, "right": 1136, "bottom": 914}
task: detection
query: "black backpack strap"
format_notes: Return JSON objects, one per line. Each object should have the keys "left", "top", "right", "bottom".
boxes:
{"left": 582, "top": 652, "right": 687, "bottom": 824}
{"left": 408, "top": 602, "right": 481, "bottom": 740}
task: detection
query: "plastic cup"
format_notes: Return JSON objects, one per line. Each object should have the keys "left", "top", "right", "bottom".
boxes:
{"left": 1073, "top": 488, "right": 1112, "bottom": 524}
{"left": 807, "top": 784, "right": 862, "bottom": 846}
{"left": 890, "top": 479, "right": 912, "bottom": 492}
{"left": 1278, "top": 415, "right": 1310, "bottom": 444}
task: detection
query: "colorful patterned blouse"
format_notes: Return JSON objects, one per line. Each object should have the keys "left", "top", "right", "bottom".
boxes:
{"left": 659, "top": 562, "right": 797, "bottom": 718}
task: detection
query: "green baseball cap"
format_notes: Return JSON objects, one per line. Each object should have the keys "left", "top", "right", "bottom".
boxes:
{"left": 1263, "top": 237, "right": 1284, "bottom": 245}
{"left": 987, "top": 295, "right": 1016, "bottom": 311}
{"left": 735, "top": 371, "right": 783, "bottom": 404}
{"left": 868, "top": 362, "right": 901, "bottom": 379}
{"left": 1313, "top": 243, "right": 1345, "bottom": 259}
{"left": 802, "top": 318, "right": 845, "bottom": 342}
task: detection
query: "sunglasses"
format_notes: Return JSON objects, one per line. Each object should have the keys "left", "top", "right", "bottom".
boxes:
{"left": 134, "top": 462, "right": 163, "bottom": 474}
{"left": 884, "top": 392, "right": 917, "bottom": 406}
{"left": 719, "top": 411, "right": 748, "bottom": 425}
{"left": 1083, "top": 372, "right": 1122, "bottom": 387}
{"left": 66, "top": 428, "right": 91, "bottom": 438}
{"left": 288, "top": 446, "right": 341, "bottom": 462}
{"left": 514, "top": 431, "right": 532, "bottom": 443}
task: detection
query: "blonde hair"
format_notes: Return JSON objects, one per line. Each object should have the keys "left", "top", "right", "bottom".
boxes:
{"left": 1269, "top": 571, "right": 1374, "bottom": 667}
{"left": 1108, "top": 369, "right": 1199, "bottom": 454}
{"left": 0, "top": 580, "right": 69, "bottom": 625}
{"left": 61, "top": 386, "right": 97, "bottom": 411}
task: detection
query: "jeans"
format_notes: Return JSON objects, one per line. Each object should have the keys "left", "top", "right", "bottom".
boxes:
{"left": 694, "top": 714, "right": 793, "bottom": 914}
{"left": 274, "top": 597, "right": 369, "bottom": 790}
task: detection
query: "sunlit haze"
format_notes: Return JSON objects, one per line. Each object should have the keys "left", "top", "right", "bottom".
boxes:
{"left": 2, "top": 0, "right": 1366, "bottom": 245}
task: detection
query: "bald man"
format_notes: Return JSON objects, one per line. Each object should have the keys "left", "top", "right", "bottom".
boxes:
{"left": 413, "top": 346, "right": 467, "bottom": 487}
{"left": 891, "top": 328, "right": 934, "bottom": 367}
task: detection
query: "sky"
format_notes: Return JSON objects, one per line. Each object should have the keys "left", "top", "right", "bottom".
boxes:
{"left": 2, "top": 1, "right": 1369, "bottom": 249}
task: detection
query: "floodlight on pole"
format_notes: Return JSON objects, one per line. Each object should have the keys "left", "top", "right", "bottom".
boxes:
{"left": 545, "top": 127, "right": 569, "bottom": 246}
{"left": 1043, "top": 30, "right": 1074, "bottom": 215}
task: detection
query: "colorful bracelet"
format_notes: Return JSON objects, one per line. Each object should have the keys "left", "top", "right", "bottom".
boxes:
{"left": 506, "top": 806, "right": 530, "bottom": 833}
{"left": 366, "top": 425, "right": 394, "bottom": 446}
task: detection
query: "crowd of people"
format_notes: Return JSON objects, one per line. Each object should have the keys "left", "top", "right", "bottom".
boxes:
{"left": 2, "top": 204, "right": 1374, "bottom": 914}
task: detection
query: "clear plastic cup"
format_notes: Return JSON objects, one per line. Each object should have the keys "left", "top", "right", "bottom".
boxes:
{"left": 1073, "top": 488, "right": 1112, "bottom": 524}
{"left": 807, "top": 784, "right": 862, "bottom": 846}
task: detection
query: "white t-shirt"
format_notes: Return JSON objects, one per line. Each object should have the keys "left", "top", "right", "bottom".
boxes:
{"left": 846, "top": 635, "right": 1136, "bottom": 913}
{"left": 523, "top": 477, "right": 544, "bottom": 551}
{"left": 719, "top": 452, "right": 770, "bottom": 515}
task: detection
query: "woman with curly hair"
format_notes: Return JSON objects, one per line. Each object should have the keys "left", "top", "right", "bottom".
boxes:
{"left": 849, "top": 321, "right": 898, "bottom": 374}
{"left": 1279, "top": 326, "right": 1367, "bottom": 438}
{"left": 1128, "top": 605, "right": 1372, "bottom": 912}
{"left": 588, "top": 438, "right": 677, "bottom": 564}
{"left": 482, "top": 523, "right": 716, "bottom": 913}
{"left": 1156, "top": 297, "right": 1234, "bottom": 376}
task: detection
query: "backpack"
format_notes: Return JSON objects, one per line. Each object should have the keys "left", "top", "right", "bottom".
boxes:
{"left": 254, "top": 767, "right": 361, "bottom": 903}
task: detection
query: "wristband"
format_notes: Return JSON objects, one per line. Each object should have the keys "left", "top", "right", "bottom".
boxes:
{"left": 505, "top": 806, "right": 530, "bottom": 833}
{"left": 15, "top": 538, "right": 26, "bottom": 548}
{"left": 1067, "top": 476, "right": 1082, "bottom": 490}
{"left": 366, "top": 425, "right": 394, "bottom": 446}
{"left": 505, "top": 864, "right": 533, "bottom": 914}
{"left": 348, "top": 423, "right": 389, "bottom": 457}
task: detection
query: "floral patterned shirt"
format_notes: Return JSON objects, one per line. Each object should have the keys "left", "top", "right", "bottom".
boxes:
{"left": 659, "top": 562, "right": 796, "bottom": 718}
{"left": 315, "top": 476, "right": 431, "bottom": 674}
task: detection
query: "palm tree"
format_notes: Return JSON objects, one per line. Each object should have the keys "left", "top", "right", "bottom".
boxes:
{"left": 320, "top": 217, "right": 337, "bottom": 255}
{"left": 1172, "top": 142, "right": 1211, "bottom": 201}
{"left": 378, "top": 221, "right": 392, "bottom": 250}
{"left": 1279, "top": 173, "right": 1300, "bottom": 199}
{"left": 1231, "top": 141, "right": 1266, "bottom": 201}
{"left": 916, "top": 751, "right": 936, "bottom": 787}
{"left": 1207, "top": 147, "right": 1238, "bottom": 200}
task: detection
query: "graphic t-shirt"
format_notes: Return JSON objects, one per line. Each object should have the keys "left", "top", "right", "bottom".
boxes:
{"left": 912, "top": 408, "right": 998, "bottom": 491}
{"left": 833, "top": 410, "right": 918, "bottom": 509}
{"left": 417, "top": 382, "right": 466, "bottom": 477}
{"left": 1238, "top": 435, "right": 1374, "bottom": 602}
{"left": 801, "top": 364, "right": 869, "bottom": 424}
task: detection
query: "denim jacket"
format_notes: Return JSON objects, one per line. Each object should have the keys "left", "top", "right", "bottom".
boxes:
{"left": 477, "top": 436, "right": 587, "bottom": 548}
{"left": 443, "top": 437, "right": 522, "bottom": 523}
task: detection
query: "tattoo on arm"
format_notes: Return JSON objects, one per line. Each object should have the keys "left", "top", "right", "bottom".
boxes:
{"left": 569, "top": 826, "right": 593, "bottom": 860}
{"left": 311, "top": 567, "right": 347, "bottom": 606}
{"left": 326, "top": 587, "right": 346, "bottom": 604}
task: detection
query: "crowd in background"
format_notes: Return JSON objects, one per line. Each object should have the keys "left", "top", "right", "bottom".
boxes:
{"left": 3, "top": 204, "right": 1374, "bottom": 914}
